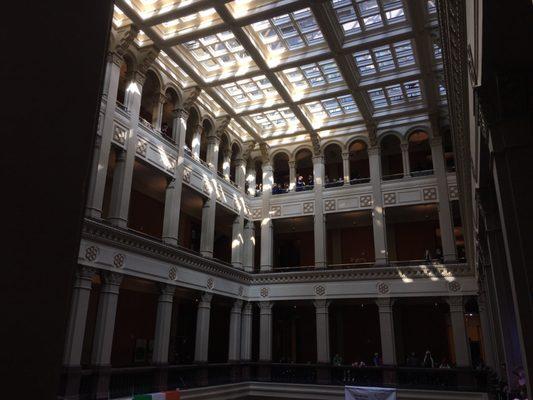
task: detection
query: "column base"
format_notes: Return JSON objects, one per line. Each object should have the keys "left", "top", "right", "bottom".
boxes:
{"left": 260, "top": 265, "right": 272, "bottom": 272}
{"left": 85, "top": 207, "right": 102, "bottom": 220}
{"left": 200, "top": 250, "right": 213, "bottom": 258}
{"left": 314, "top": 262, "right": 327, "bottom": 269}
{"left": 316, "top": 365, "right": 332, "bottom": 384}
{"left": 442, "top": 254, "right": 457, "bottom": 263}
{"left": 91, "top": 365, "right": 112, "bottom": 400}
{"left": 153, "top": 365, "right": 169, "bottom": 392}
{"left": 231, "top": 262, "right": 243, "bottom": 270}
{"left": 374, "top": 258, "right": 389, "bottom": 267}
{"left": 107, "top": 217, "right": 128, "bottom": 229}
{"left": 257, "top": 363, "right": 271, "bottom": 382}
{"left": 162, "top": 237, "right": 178, "bottom": 247}
{"left": 59, "top": 366, "right": 82, "bottom": 400}
{"left": 243, "top": 266, "right": 254, "bottom": 273}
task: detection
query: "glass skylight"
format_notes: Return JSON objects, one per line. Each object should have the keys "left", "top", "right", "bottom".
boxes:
{"left": 279, "top": 60, "right": 345, "bottom": 93}
{"left": 250, "top": 8, "right": 324, "bottom": 54}
{"left": 182, "top": 31, "right": 253, "bottom": 72}
{"left": 368, "top": 80, "right": 422, "bottom": 108}
{"left": 303, "top": 95, "right": 359, "bottom": 118}
{"left": 249, "top": 108, "right": 299, "bottom": 131}
{"left": 155, "top": 8, "right": 222, "bottom": 39}
{"left": 220, "top": 75, "right": 278, "bottom": 104}
{"left": 427, "top": 0, "right": 437, "bottom": 14}
{"left": 353, "top": 40, "right": 415, "bottom": 76}
{"left": 332, "top": 0, "right": 406, "bottom": 36}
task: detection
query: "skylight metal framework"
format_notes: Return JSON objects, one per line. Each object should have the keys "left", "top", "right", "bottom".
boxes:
{"left": 115, "top": 0, "right": 446, "bottom": 148}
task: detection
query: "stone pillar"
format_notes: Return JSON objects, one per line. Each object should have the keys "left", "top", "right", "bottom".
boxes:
{"left": 63, "top": 266, "right": 96, "bottom": 367}
{"left": 231, "top": 214, "right": 244, "bottom": 270}
{"left": 235, "top": 158, "right": 246, "bottom": 191}
{"left": 241, "top": 302, "right": 253, "bottom": 361}
{"left": 152, "top": 93, "right": 166, "bottom": 132}
{"left": 162, "top": 109, "right": 188, "bottom": 246}
{"left": 243, "top": 220, "right": 255, "bottom": 272}
{"left": 260, "top": 164, "right": 273, "bottom": 272}
{"left": 222, "top": 149, "right": 231, "bottom": 180}
{"left": 376, "top": 298, "right": 397, "bottom": 365}
{"left": 85, "top": 54, "right": 122, "bottom": 219}
{"left": 477, "top": 293, "right": 497, "bottom": 370}
{"left": 289, "top": 160, "right": 296, "bottom": 191}
{"left": 200, "top": 194, "right": 216, "bottom": 258}
{"left": 314, "top": 300, "right": 331, "bottom": 363}
{"left": 228, "top": 300, "right": 243, "bottom": 362}
{"left": 368, "top": 147, "right": 388, "bottom": 265}
{"left": 342, "top": 152, "right": 350, "bottom": 184}
{"left": 191, "top": 124, "right": 203, "bottom": 159}
{"left": 430, "top": 137, "right": 457, "bottom": 261}
{"left": 107, "top": 73, "right": 144, "bottom": 228}
{"left": 206, "top": 135, "right": 220, "bottom": 171}
{"left": 194, "top": 292, "right": 212, "bottom": 363}
{"left": 152, "top": 284, "right": 176, "bottom": 365}
{"left": 259, "top": 301, "right": 274, "bottom": 361}
{"left": 246, "top": 164, "right": 256, "bottom": 196}
{"left": 447, "top": 296, "right": 471, "bottom": 367}
{"left": 400, "top": 143, "right": 410, "bottom": 177}
{"left": 91, "top": 272, "right": 123, "bottom": 366}
{"left": 313, "top": 155, "right": 327, "bottom": 269}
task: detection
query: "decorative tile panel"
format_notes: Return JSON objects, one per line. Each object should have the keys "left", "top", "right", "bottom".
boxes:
{"left": 303, "top": 202, "right": 314, "bottom": 214}
{"left": 360, "top": 195, "right": 373, "bottom": 207}
{"left": 324, "top": 199, "right": 336, "bottom": 211}
{"left": 85, "top": 245, "right": 99, "bottom": 262}
{"left": 270, "top": 205, "right": 281, "bottom": 217}
{"left": 423, "top": 187, "right": 438, "bottom": 201}
{"left": 206, "top": 277, "right": 215, "bottom": 290}
{"left": 260, "top": 287, "right": 269, "bottom": 298}
{"left": 376, "top": 281, "right": 390, "bottom": 295}
{"left": 168, "top": 266, "right": 177, "bottom": 281}
{"left": 383, "top": 193, "right": 397, "bottom": 205}
{"left": 112, "top": 124, "right": 126, "bottom": 145}
{"left": 251, "top": 208, "right": 262, "bottom": 219}
{"left": 183, "top": 168, "right": 191, "bottom": 183}
{"left": 113, "top": 253, "right": 125, "bottom": 268}
{"left": 448, "top": 280, "right": 461, "bottom": 292}
{"left": 449, "top": 185, "right": 458, "bottom": 200}
{"left": 314, "top": 285, "right": 326, "bottom": 296}
{"left": 136, "top": 138, "right": 148, "bottom": 157}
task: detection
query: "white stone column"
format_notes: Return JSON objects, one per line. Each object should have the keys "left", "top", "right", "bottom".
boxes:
{"left": 162, "top": 109, "right": 188, "bottom": 246}
{"left": 368, "top": 147, "right": 388, "bottom": 265}
{"left": 243, "top": 220, "right": 255, "bottom": 272}
{"left": 342, "top": 152, "right": 350, "bottom": 185}
{"left": 222, "top": 149, "right": 231, "bottom": 180}
{"left": 91, "top": 272, "right": 123, "bottom": 366}
{"left": 289, "top": 160, "right": 296, "bottom": 191}
{"left": 228, "top": 300, "right": 243, "bottom": 362}
{"left": 63, "top": 266, "right": 96, "bottom": 367}
{"left": 107, "top": 73, "right": 144, "bottom": 228}
{"left": 447, "top": 296, "right": 471, "bottom": 367}
{"left": 194, "top": 292, "right": 212, "bottom": 363}
{"left": 259, "top": 301, "right": 274, "bottom": 362}
{"left": 376, "top": 298, "right": 397, "bottom": 365}
{"left": 246, "top": 164, "right": 256, "bottom": 196}
{"left": 200, "top": 195, "right": 216, "bottom": 258}
{"left": 314, "top": 300, "right": 331, "bottom": 363}
{"left": 231, "top": 214, "right": 244, "bottom": 269}
{"left": 152, "top": 284, "right": 176, "bottom": 365}
{"left": 313, "top": 155, "right": 327, "bottom": 268}
{"left": 430, "top": 137, "right": 457, "bottom": 261}
{"left": 241, "top": 302, "right": 253, "bottom": 361}
{"left": 260, "top": 164, "right": 274, "bottom": 272}
{"left": 191, "top": 124, "right": 203, "bottom": 159}
{"left": 235, "top": 158, "right": 246, "bottom": 191}
{"left": 152, "top": 93, "right": 166, "bottom": 132}
{"left": 400, "top": 143, "right": 410, "bottom": 177}
{"left": 85, "top": 54, "right": 122, "bottom": 219}
{"left": 206, "top": 136, "right": 220, "bottom": 172}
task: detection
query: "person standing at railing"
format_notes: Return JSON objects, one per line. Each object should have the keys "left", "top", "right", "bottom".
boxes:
{"left": 423, "top": 350, "right": 435, "bottom": 368}
{"left": 372, "top": 352, "right": 382, "bottom": 366}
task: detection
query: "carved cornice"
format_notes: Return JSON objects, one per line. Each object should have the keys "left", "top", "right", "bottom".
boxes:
{"left": 214, "top": 115, "right": 231, "bottom": 137}
{"left": 111, "top": 25, "right": 138, "bottom": 63}
{"left": 182, "top": 86, "right": 201, "bottom": 111}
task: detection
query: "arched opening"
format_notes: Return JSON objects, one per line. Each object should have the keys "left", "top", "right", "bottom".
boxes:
{"left": 380, "top": 135, "right": 403, "bottom": 180}
{"left": 184, "top": 108, "right": 199, "bottom": 155}
{"left": 324, "top": 143, "right": 343, "bottom": 187}
{"left": 348, "top": 140, "right": 370, "bottom": 184}
{"left": 116, "top": 56, "right": 133, "bottom": 107}
{"left": 408, "top": 130, "right": 433, "bottom": 176}
{"left": 217, "top": 134, "right": 230, "bottom": 177}
{"left": 442, "top": 128, "right": 455, "bottom": 172}
{"left": 229, "top": 142, "right": 241, "bottom": 183}
{"left": 161, "top": 88, "right": 179, "bottom": 140}
{"left": 272, "top": 152, "right": 289, "bottom": 195}
{"left": 295, "top": 148, "right": 313, "bottom": 191}
{"left": 200, "top": 120, "right": 211, "bottom": 163}
{"left": 139, "top": 70, "right": 160, "bottom": 127}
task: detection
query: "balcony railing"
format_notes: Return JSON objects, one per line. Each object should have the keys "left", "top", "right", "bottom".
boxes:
{"left": 350, "top": 177, "right": 371, "bottom": 185}
{"left": 409, "top": 169, "right": 434, "bottom": 177}
{"left": 382, "top": 173, "right": 404, "bottom": 181}
{"left": 62, "top": 363, "right": 494, "bottom": 399}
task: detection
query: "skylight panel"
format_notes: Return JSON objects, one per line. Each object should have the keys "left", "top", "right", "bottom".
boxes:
{"left": 182, "top": 31, "right": 253, "bottom": 72}
{"left": 302, "top": 95, "right": 359, "bottom": 128}
{"left": 427, "top": 0, "right": 437, "bottom": 14}
{"left": 278, "top": 60, "right": 344, "bottom": 97}
{"left": 353, "top": 40, "right": 415, "bottom": 76}
{"left": 249, "top": 107, "right": 298, "bottom": 132}
{"left": 331, "top": 0, "right": 406, "bottom": 37}
{"left": 220, "top": 75, "right": 278, "bottom": 105}
{"left": 368, "top": 80, "right": 422, "bottom": 108}
{"left": 250, "top": 8, "right": 324, "bottom": 55}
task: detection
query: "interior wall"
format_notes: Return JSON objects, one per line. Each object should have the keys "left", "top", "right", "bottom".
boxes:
{"left": 208, "top": 301, "right": 230, "bottom": 363}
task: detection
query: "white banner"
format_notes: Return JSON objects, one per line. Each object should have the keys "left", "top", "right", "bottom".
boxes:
{"left": 345, "top": 386, "right": 396, "bottom": 400}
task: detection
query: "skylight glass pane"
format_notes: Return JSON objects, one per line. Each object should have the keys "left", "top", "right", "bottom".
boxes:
{"left": 354, "top": 40, "right": 415, "bottom": 76}
{"left": 279, "top": 59, "right": 345, "bottom": 95}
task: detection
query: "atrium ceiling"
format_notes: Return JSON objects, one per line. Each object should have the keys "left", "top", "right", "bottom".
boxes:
{"left": 114, "top": 0, "right": 446, "bottom": 148}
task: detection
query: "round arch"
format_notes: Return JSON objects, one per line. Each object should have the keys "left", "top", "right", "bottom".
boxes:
{"left": 380, "top": 134, "right": 403, "bottom": 180}
{"left": 348, "top": 139, "right": 370, "bottom": 184}
{"left": 323, "top": 143, "right": 343, "bottom": 187}
{"left": 139, "top": 69, "right": 161, "bottom": 126}
{"left": 407, "top": 130, "right": 433, "bottom": 176}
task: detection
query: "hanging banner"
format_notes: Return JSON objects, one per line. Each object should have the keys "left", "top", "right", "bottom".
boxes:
{"left": 345, "top": 386, "right": 396, "bottom": 400}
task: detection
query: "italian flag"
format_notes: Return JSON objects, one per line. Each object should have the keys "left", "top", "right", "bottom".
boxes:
{"left": 133, "top": 390, "right": 180, "bottom": 400}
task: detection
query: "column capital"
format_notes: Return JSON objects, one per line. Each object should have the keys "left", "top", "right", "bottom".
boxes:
{"left": 430, "top": 136, "right": 443, "bottom": 147}
{"left": 242, "top": 302, "right": 253, "bottom": 314}
{"left": 375, "top": 297, "right": 395, "bottom": 310}
{"left": 76, "top": 265, "right": 97, "bottom": 281}
{"left": 199, "top": 292, "right": 213, "bottom": 305}
{"left": 173, "top": 107, "right": 188, "bottom": 120}
{"left": 312, "top": 155, "right": 324, "bottom": 164}
{"left": 368, "top": 146, "right": 380, "bottom": 156}
{"left": 446, "top": 296, "right": 465, "bottom": 312}
{"left": 258, "top": 301, "right": 273, "bottom": 312}
{"left": 342, "top": 152, "right": 350, "bottom": 161}
{"left": 100, "top": 271, "right": 123, "bottom": 287}
{"left": 231, "top": 299, "right": 244, "bottom": 312}
{"left": 313, "top": 299, "right": 330, "bottom": 310}
{"left": 400, "top": 142, "right": 410, "bottom": 151}
{"left": 235, "top": 157, "right": 245, "bottom": 168}
{"left": 158, "top": 283, "right": 176, "bottom": 298}
{"left": 288, "top": 160, "right": 296, "bottom": 167}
